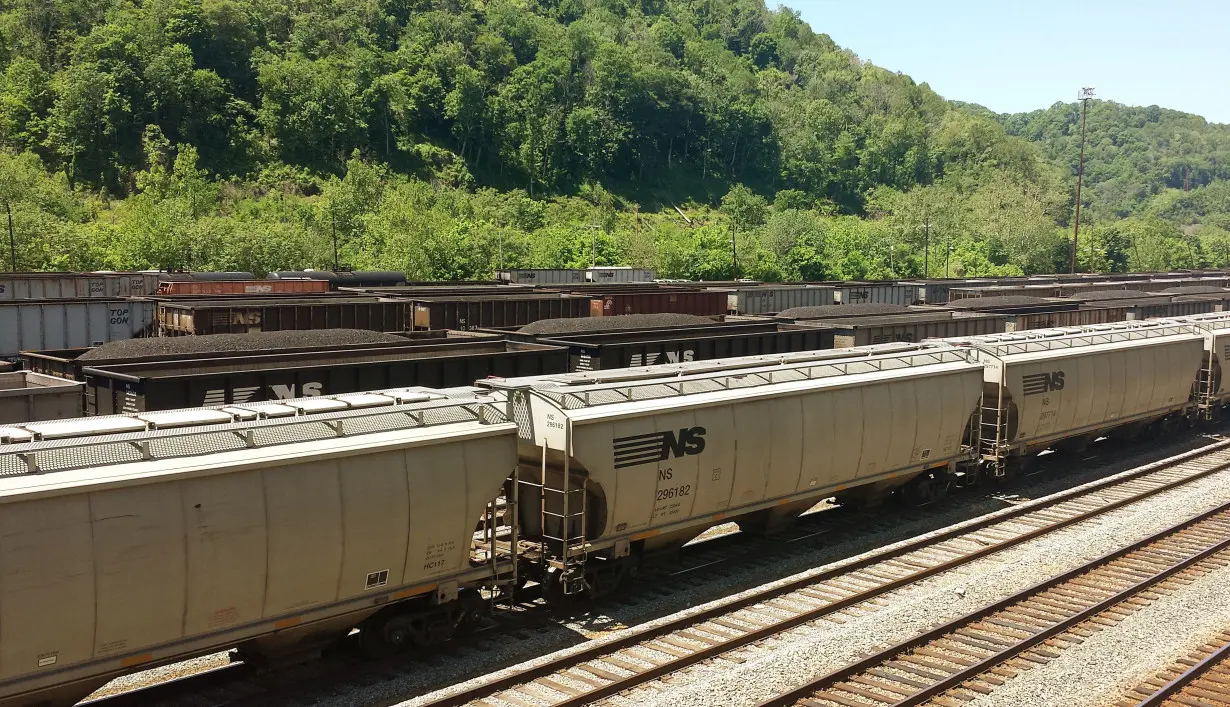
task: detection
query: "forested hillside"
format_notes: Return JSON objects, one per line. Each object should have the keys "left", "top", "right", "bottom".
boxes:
{"left": 0, "top": 0, "right": 1227, "bottom": 278}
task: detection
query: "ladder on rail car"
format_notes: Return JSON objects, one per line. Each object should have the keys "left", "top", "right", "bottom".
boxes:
{"left": 532, "top": 440, "right": 589, "bottom": 596}
{"left": 979, "top": 388, "right": 1008, "bottom": 477}
{"left": 1197, "top": 354, "right": 1218, "bottom": 419}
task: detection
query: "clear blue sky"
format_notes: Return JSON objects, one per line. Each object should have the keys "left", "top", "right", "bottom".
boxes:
{"left": 789, "top": 0, "right": 1230, "bottom": 123}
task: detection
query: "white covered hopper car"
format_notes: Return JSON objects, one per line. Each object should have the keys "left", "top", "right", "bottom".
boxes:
{"left": 480, "top": 344, "right": 986, "bottom": 596}
{"left": 0, "top": 389, "right": 519, "bottom": 707}
{"left": 1170, "top": 312, "right": 1230, "bottom": 418}
{"left": 947, "top": 322, "right": 1205, "bottom": 474}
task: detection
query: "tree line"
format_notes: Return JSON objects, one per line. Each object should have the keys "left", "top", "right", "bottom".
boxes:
{"left": 0, "top": 0, "right": 1227, "bottom": 279}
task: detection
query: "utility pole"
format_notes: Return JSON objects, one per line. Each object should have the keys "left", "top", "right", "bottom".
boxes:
{"left": 331, "top": 207, "right": 339, "bottom": 272}
{"left": 730, "top": 227, "right": 739, "bottom": 279}
{"left": 923, "top": 220, "right": 931, "bottom": 277}
{"left": 1072, "top": 86, "right": 1095, "bottom": 274}
{"left": 946, "top": 238, "right": 951, "bottom": 278}
{"left": 5, "top": 201, "right": 14, "bottom": 272}
{"left": 587, "top": 224, "right": 600, "bottom": 267}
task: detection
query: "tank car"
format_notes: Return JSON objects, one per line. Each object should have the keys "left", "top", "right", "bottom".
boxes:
{"left": 479, "top": 343, "right": 985, "bottom": 598}
{"left": 0, "top": 388, "right": 518, "bottom": 707}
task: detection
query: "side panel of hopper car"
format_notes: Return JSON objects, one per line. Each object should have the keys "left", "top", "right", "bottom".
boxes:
{"left": 831, "top": 317, "right": 1006, "bottom": 348}
{"left": 835, "top": 285, "right": 915, "bottom": 306}
{"left": 413, "top": 298, "right": 590, "bottom": 330}
{"left": 0, "top": 432, "right": 515, "bottom": 693}
{"left": 729, "top": 287, "right": 835, "bottom": 315}
{"left": 591, "top": 291, "right": 728, "bottom": 317}
{"left": 570, "top": 328, "right": 834, "bottom": 371}
{"left": 160, "top": 302, "right": 409, "bottom": 335}
{"left": 567, "top": 369, "right": 983, "bottom": 539}
{"left": 0, "top": 372, "right": 84, "bottom": 423}
{"left": 1005, "top": 307, "right": 1126, "bottom": 331}
{"left": 1005, "top": 339, "right": 1204, "bottom": 446}
{"left": 0, "top": 300, "right": 150, "bottom": 359}
{"left": 1211, "top": 330, "right": 1230, "bottom": 397}
{"left": 85, "top": 346, "right": 569, "bottom": 413}
{"left": 1123, "top": 299, "right": 1218, "bottom": 320}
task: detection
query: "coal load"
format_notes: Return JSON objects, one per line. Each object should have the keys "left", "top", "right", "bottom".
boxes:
{"left": 79, "top": 329, "right": 409, "bottom": 361}
{"left": 1068, "top": 289, "right": 1164, "bottom": 301}
{"left": 519, "top": 313, "right": 714, "bottom": 336}
{"left": 944, "top": 296, "right": 1050, "bottom": 310}
{"left": 777, "top": 304, "right": 909, "bottom": 319}
{"left": 1162, "top": 285, "right": 1228, "bottom": 295}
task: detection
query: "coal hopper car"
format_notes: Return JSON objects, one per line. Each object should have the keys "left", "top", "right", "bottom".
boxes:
{"left": 480, "top": 344, "right": 985, "bottom": 598}
{"left": 0, "top": 388, "right": 519, "bottom": 707}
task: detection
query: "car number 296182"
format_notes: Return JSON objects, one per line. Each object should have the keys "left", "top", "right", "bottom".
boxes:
{"left": 656, "top": 484, "right": 691, "bottom": 501}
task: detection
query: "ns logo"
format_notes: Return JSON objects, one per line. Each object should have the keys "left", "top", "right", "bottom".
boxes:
{"left": 612, "top": 427, "right": 706, "bottom": 469}
{"left": 1022, "top": 371, "right": 1065, "bottom": 396}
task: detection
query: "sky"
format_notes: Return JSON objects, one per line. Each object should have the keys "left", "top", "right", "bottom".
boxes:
{"left": 789, "top": 0, "right": 1230, "bottom": 123}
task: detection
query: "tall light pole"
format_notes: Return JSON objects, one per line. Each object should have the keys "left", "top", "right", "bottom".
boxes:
{"left": 1072, "top": 86, "right": 1095, "bottom": 274}
{"left": 586, "top": 223, "right": 601, "bottom": 267}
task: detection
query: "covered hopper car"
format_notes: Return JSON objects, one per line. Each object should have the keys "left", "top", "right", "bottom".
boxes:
{"left": 479, "top": 345, "right": 986, "bottom": 597}
{"left": 0, "top": 388, "right": 519, "bottom": 707}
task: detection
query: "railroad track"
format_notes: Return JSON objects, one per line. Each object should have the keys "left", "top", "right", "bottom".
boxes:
{"left": 757, "top": 501, "right": 1230, "bottom": 707}
{"left": 1119, "top": 629, "right": 1230, "bottom": 707}
{"left": 81, "top": 436, "right": 1223, "bottom": 707}
{"left": 417, "top": 440, "right": 1230, "bottom": 707}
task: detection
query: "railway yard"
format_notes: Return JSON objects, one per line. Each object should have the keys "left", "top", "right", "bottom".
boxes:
{"left": 8, "top": 268, "right": 1230, "bottom": 707}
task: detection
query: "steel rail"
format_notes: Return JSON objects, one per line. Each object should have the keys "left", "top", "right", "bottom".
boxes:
{"left": 1132, "top": 636, "right": 1230, "bottom": 707}
{"left": 757, "top": 502, "right": 1230, "bottom": 707}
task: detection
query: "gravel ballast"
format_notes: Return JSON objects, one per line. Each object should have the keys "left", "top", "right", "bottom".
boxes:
{"left": 1163, "top": 285, "right": 1229, "bottom": 295}
{"left": 518, "top": 314, "right": 715, "bottom": 336}
{"left": 961, "top": 562, "right": 1230, "bottom": 707}
{"left": 776, "top": 304, "right": 909, "bottom": 319}
{"left": 78, "top": 329, "right": 409, "bottom": 361}
{"left": 614, "top": 462, "right": 1230, "bottom": 707}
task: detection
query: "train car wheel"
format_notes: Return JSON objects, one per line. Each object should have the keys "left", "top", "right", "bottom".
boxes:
{"left": 900, "top": 471, "right": 949, "bottom": 506}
